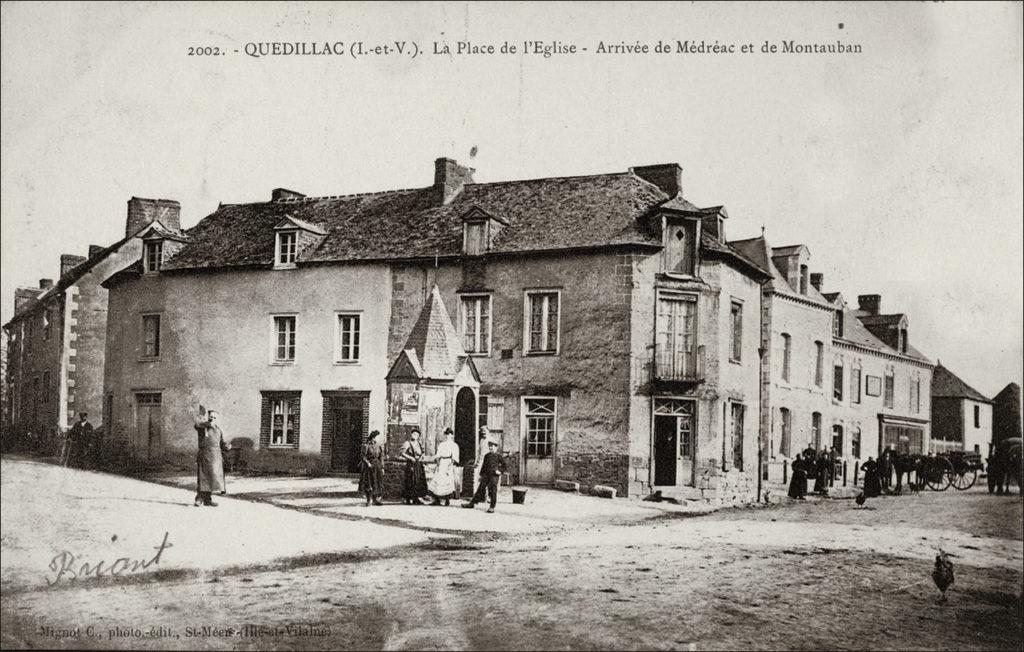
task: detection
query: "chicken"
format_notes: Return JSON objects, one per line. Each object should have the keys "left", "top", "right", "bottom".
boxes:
{"left": 932, "top": 550, "right": 955, "bottom": 602}
{"left": 855, "top": 492, "right": 866, "bottom": 506}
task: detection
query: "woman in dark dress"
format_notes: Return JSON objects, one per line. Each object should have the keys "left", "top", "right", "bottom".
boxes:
{"left": 861, "top": 456, "right": 882, "bottom": 498}
{"left": 813, "top": 449, "right": 830, "bottom": 495}
{"left": 400, "top": 429, "right": 429, "bottom": 505}
{"left": 359, "top": 430, "right": 385, "bottom": 506}
{"left": 788, "top": 453, "right": 808, "bottom": 500}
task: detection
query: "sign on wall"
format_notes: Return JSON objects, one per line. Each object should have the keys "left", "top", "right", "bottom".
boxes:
{"left": 865, "top": 375, "right": 882, "bottom": 397}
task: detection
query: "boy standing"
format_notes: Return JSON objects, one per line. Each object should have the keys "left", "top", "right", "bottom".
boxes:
{"left": 463, "top": 439, "right": 505, "bottom": 513}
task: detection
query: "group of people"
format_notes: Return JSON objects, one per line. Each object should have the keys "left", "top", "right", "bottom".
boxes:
{"left": 358, "top": 426, "right": 507, "bottom": 513}
{"left": 787, "top": 446, "right": 840, "bottom": 499}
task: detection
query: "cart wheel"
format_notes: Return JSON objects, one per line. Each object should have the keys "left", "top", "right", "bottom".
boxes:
{"left": 950, "top": 467, "right": 977, "bottom": 490}
{"left": 926, "top": 457, "right": 953, "bottom": 491}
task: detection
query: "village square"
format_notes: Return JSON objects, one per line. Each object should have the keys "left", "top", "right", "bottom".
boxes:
{"left": 2, "top": 3, "right": 1022, "bottom": 650}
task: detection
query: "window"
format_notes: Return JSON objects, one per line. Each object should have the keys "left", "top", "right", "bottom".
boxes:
{"left": 461, "top": 295, "right": 492, "bottom": 355}
{"left": 730, "top": 301, "right": 743, "bottom": 362}
{"left": 799, "top": 265, "right": 809, "bottom": 295}
{"left": 43, "top": 307, "right": 52, "bottom": 340}
{"left": 833, "top": 364, "right": 844, "bottom": 401}
{"left": 851, "top": 367, "right": 862, "bottom": 404}
{"left": 464, "top": 221, "right": 486, "bottom": 256}
{"left": 268, "top": 397, "right": 299, "bottom": 447}
{"left": 273, "top": 315, "right": 296, "bottom": 362}
{"left": 525, "top": 291, "right": 559, "bottom": 354}
{"left": 780, "top": 333, "right": 792, "bottom": 381}
{"left": 144, "top": 240, "right": 163, "bottom": 272}
{"left": 482, "top": 396, "right": 505, "bottom": 435}
{"left": 779, "top": 407, "right": 792, "bottom": 457}
{"left": 881, "top": 423, "right": 924, "bottom": 455}
{"left": 898, "top": 327, "right": 908, "bottom": 354}
{"left": 814, "top": 341, "right": 824, "bottom": 387}
{"left": 478, "top": 394, "right": 489, "bottom": 431}
{"left": 142, "top": 314, "right": 161, "bottom": 358}
{"left": 731, "top": 403, "right": 745, "bottom": 470}
{"left": 663, "top": 220, "right": 697, "bottom": 275}
{"left": 525, "top": 398, "right": 556, "bottom": 457}
{"left": 656, "top": 295, "right": 699, "bottom": 379}
{"left": 974, "top": 404, "right": 980, "bottom": 428}
{"left": 833, "top": 310, "right": 844, "bottom": 338}
{"left": 832, "top": 425, "right": 844, "bottom": 456}
{"left": 851, "top": 428, "right": 861, "bottom": 458}
{"left": 276, "top": 231, "right": 298, "bottom": 267}
{"left": 336, "top": 313, "right": 360, "bottom": 362}
{"left": 910, "top": 376, "right": 920, "bottom": 414}
{"left": 811, "top": 412, "right": 822, "bottom": 449}
{"left": 42, "top": 370, "right": 50, "bottom": 403}
{"left": 884, "top": 372, "right": 895, "bottom": 409}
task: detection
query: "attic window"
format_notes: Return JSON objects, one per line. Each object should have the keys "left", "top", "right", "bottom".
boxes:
{"left": 833, "top": 310, "right": 844, "bottom": 338}
{"left": 144, "top": 240, "right": 163, "bottom": 273}
{"left": 663, "top": 219, "right": 697, "bottom": 275}
{"left": 464, "top": 221, "right": 487, "bottom": 256}
{"left": 276, "top": 231, "right": 298, "bottom": 267}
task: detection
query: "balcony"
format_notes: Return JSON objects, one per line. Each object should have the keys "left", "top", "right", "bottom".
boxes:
{"left": 655, "top": 345, "right": 705, "bottom": 382}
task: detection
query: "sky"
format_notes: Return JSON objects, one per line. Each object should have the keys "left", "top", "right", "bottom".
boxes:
{"left": 2, "top": 2, "right": 1022, "bottom": 397}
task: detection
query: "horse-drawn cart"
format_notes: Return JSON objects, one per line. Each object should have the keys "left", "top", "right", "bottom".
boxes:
{"left": 887, "top": 450, "right": 985, "bottom": 492}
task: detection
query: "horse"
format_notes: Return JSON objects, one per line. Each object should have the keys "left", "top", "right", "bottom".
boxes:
{"left": 988, "top": 437, "right": 1022, "bottom": 495}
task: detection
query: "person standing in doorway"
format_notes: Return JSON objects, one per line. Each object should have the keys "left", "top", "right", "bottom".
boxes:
{"left": 194, "top": 408, "right": 229, "bottom": 507}
{"left": 359, "top": 430, "right": 385, "bottom": 506}
{"left": 463, "top": 439, "right": 505, "bottom": 513}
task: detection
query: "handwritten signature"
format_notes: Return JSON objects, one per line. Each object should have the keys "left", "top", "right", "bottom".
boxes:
{"left": 46, "top": 532, "right": 173, "bottom": 586}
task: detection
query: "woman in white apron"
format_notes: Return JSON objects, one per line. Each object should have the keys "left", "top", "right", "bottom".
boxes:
{"left": 429, "top": 428, "right": 460, "bottom": 506}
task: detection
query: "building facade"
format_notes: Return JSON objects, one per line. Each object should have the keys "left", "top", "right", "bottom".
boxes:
{"left": 992, "top": 382, "right": 1022, "bottom": 446}
{"left": 2, "top": 197, "right": 176, "bottom": 448}
{"left": 100, "top": 159, "right": 769, "bottom": 499}
{"left": 930, "top": 362, "right": 993, "bottom": 454}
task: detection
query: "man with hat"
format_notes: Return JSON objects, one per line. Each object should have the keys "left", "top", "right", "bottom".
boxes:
{"left": 67, "top": 412, "right": 94, "bottom": 468}
{"left": 463, "top": 437, "right": 505, "bottom": 513}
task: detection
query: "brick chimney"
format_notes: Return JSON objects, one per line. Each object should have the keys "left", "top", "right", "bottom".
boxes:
{"left": 631, "top": 163, "right": 682, "bottom": 197}
{"left": 810, "top": 273, "right": 824, "bottom": 292}
{"left": 88, "top": 244, "right": 104, "bottom": 258}
{"left": 14, "top": 287, "right": 42, "bottom": 313}
{"left": 60, "top": 254, "right": 87, "bottom": 277}
{"left": 39, "top": 278, "right": 54, "bottom": 290}
{"left": 858, "top": 294, "right": 881, "bottom": 316}
{"left": 126, "top": 197, "right": 181, "bottom": 238}
{"left": 434, "top": 158, "right": 475, "bottom": 205}
{"left": 272, "top": 188, "right": 306, "bottom": 201}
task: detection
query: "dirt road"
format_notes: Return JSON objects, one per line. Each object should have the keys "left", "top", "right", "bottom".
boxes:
{"left": 2, "top": 459, "right": 1021, "bottom": 650}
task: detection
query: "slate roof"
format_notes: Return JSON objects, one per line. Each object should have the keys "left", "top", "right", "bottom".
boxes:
{"left": 932, "top": 363, "right": 991, "bottom": 402}
{"left": 388, "top": 285, "right": 477, "bottom": 382}
{"left": 156, "top": 172, "right": 770, "bottom": 281}
{"left": 858, "top": 313, "right": 906, "bottom": 326}
{"left": 163, "top": 174, "right": 673, "bottom": 271}
{"left": 728, "top": 236, "right": 831, "bottom": 307}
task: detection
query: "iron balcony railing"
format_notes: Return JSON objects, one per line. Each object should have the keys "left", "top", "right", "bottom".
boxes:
{"left": 655, "top": 344, "right": 705, "bottom": 381}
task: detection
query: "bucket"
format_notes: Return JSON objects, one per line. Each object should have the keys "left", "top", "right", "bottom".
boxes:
{"left": 512, "top": 487, "right": 528, "bottom": 505}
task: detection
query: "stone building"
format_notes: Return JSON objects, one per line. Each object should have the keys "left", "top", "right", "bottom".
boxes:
{"left": 732, "top": 237, "right": 934, "bottom": 476}
{"left": 100, "top": 158, "right": 769, "bottom": 499}
{"left": 930, "top": 362, "right": 993, "bottom": 454}
{"left": 2, "top": 198, "right": 179, "bottom": 448}
{"left": 992, "top": 382, "right": 1022, "bottom": 446}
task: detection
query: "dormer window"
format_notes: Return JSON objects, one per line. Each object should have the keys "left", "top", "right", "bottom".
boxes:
{"left": 799, "top": 264, "right": 809, "bottom": 295}
{"left": 144, "top": 240, "right": 163, "bottom": 273}
{"left": 464, "top": 221, "right": 486, "bottom": 256}
{"left": 276, "top": 230, "right": 298, "bottom": 267}
{"left": 898, "top": 327, "right": 908, "bottom": 354}
{"left": 663, "top": 218, "right": 697, "bottom": 275}
{"left": 833, "top": 310, "right": 844, "bottom": 338}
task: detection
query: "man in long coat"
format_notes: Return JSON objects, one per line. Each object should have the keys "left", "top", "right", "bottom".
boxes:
{"left": 194, "top": 408, "right": 229, "bottom": 507}
{"left": 67, "top": 412, "right": 94, "bottom": 468}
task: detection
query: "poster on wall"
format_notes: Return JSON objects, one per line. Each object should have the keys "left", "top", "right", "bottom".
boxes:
{"left": 400, "top": 390, "right": 420, "bottom": 425}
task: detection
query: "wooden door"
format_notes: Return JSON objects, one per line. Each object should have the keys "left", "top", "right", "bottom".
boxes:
{"left": 454, "top": 387, "right": 477, "bottom": 491}
{"left": 135, "top": 393, "right": 162, "bottom": 460}
{"left": 523, "top": 398, "right": 556, "bottom": 484}
{"left": 332, "top": 405, "right": 363, "bottom": 472}
{"left": 654, "top": 415, "right": 677, "bottom": 486}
